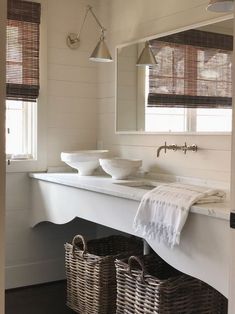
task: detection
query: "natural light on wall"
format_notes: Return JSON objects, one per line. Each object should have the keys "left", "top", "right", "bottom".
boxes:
{"left": 145, "top": 107, "right": 232, "bottom": 132}
{"left": 6, "top": 100, "right": 37, "bottom": 160}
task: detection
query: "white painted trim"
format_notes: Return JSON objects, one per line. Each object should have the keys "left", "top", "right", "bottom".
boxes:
{"left": 0, "top": 0, "right": 6, "bottom": 312}
{"left": 116, "top": 14, "right": 233, "bottom": 49}
{"left": 228, "top": 12, "right": 235, "bottom": 314}
{"left": 115, "top": 131, "right": 232, "bottom": 136}
{"left": 5, "top": 258, "right": 66, "bottom": 289}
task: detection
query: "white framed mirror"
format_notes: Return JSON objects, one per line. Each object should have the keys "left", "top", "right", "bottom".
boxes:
{"left": 116, "top": 17, "right": 233, "bottom": 134}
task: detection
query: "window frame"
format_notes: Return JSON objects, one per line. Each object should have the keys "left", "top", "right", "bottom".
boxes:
{"left": 143, "top": 55, "right": 232, "bottom": 133}
{"left": 6, "top": 100, "right": 37, "bottom": 161}
{"left": 6, "top": 0, "right": 47, "bottom": 173}
{"left": 148, "top": 35, "right": 232, "bottom": 109}
{"left": 144, "top": 29, "right": 233, "bottom": 133}
{"left": 145, "top": 93, "right": 232, "bottom": 133}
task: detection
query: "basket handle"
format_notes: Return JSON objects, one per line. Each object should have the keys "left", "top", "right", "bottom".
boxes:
{"left": 72, "top": 235, "right": 88, "bottom": 257}
{"left": 128, "top": 256, "right": 146, "bottom": 283}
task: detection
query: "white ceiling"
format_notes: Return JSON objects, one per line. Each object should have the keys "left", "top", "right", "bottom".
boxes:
{"left": 198, "top": 18, "right": 233, "bottom": 35}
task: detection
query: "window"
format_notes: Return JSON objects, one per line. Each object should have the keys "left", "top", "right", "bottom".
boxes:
{"left": 6, "top": 100, "right": 37, "bottom": 159}
{"left": 146, "top": 29, "right": 233, "bottom": 132}
{"left": 6, "top": 0, "right": 41, "bottom": 160}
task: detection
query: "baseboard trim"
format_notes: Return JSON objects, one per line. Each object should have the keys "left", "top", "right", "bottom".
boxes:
{"left": 5, "top": 258, "right": 66, "bottom": 289}
{"left": 5, "top": 279, "right": 66, "bottom": 292}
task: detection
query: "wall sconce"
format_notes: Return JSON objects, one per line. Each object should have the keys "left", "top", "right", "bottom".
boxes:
{"left": 66, "top": 5, "right": 113, "bottom": 63}
{"left": 207, "top": 0, "right": 234, "bottom": 12}
{"left": 136, "top": 41, "right": 157, "bottom": 66}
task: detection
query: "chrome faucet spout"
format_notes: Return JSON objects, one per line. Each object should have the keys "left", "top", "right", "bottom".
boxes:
{"left": 157, "top": 146, "right": 164, "bottom": 157}
{"left": 157, "top": 142, "right": 167, "bottom": 157}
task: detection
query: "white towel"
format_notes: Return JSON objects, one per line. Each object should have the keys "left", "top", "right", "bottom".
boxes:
{"left": 133, "top": 183, "right": 225, "bottom": 248}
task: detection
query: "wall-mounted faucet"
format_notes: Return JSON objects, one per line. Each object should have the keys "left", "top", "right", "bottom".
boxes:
{"left": 157, "top": 142, "right": 198, "bottom": 157}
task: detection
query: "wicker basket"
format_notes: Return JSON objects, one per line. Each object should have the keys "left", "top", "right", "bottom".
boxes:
{"left": 65, "top": 234, "right": 143, "bottom": 314}
{"left": 115, "top": 254, "right": 228, "bottom": 314}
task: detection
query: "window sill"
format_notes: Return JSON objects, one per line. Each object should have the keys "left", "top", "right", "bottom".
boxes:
{"left": 6, "top": 159, "right": 47, "bottom": 173}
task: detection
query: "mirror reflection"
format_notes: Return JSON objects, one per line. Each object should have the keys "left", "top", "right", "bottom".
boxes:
{"left": 116, "top": 19, "right": 233, "bottom": 133}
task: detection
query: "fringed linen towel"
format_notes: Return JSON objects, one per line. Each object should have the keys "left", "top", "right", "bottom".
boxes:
{"left": 133, "top": 183, "right": 225, "bottom": 248}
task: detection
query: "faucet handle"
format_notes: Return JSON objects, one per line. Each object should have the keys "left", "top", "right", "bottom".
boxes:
{"left": 183, "top": 142, "right": 187, "bottom": 154}
{"left": 191, "top": 144, "right": 198, "bottom": 152}
{"left": 164, "top": 141, "right": 167, "bottom": 154}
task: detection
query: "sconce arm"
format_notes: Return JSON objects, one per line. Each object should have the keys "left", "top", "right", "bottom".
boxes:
{"left": 86, "top": 5, "right": 106, "bottom": 33}
{"left": 76, "top": 6, "right": 91, "bottom": 40}
{"left": 77, "top": 5, "right": 106, "bottom": 40}
{"left": 67, "top": 5, "right": 107, "bottom": 49}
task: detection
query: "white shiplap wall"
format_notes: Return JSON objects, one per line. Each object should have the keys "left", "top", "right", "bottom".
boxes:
{"left": 5, "top": 0, "right": 100, "bottom": 288}
{"left": 47, "top": 0, "right": 99, "bottom": 166}
{"left": 97, "top": 0, "right": 232, "bottom": 185}
{"left": 6, "top": 173, "right": 97, "bottom": 288}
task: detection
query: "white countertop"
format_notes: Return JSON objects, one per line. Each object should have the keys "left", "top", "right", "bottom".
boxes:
{"left": 29, "top": 172, "right": 230, "bottom": 221}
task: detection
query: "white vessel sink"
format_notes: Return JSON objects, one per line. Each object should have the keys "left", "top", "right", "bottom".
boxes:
{"left": 99, "top": 158, "right": 142, "bottom": 180}
{"left": 61, "top": 150, "right": 109, "bottom": 176}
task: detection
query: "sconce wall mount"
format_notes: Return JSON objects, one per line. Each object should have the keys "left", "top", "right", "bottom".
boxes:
{"left": 67, "top": 33, "right": 80, "bottom": 49}
{"left": 66, "top": 5, "right": 113, "bottom": 62}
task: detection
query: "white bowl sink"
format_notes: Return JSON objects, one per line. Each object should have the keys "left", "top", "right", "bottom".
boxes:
{"left": 99, "top": 158, "right": 142, "bottom": 180}
{"left": 61, "top": 150, "right": 109, "bottom": 176}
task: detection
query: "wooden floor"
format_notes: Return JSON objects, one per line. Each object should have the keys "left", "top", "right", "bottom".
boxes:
{"left": 5, "top": 281, "right": 74, "bottom": 314}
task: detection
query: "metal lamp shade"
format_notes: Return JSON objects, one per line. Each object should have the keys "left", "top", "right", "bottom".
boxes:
{"left": 207, "top": 0, "right": 233, "bottom": 12}
{"left": 89, "top": 37, "right": 113, "bottom": 62}
{"left": 136, "top": 42, "right": 157, "bottom": 66}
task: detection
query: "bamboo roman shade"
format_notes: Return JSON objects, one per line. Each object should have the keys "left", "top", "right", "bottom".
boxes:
{"left": 148, "top": 29, "right": 233, "bottom": 109}
{"left": 7, "top": 0, "right": 41, "bottom": 102}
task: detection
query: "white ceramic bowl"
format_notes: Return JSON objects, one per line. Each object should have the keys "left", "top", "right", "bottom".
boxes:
{"left": 99, "top": 158, "right": 142, "bottom": 180}
{"left": 61, "top": 150, "right": 109, "bottom": 176}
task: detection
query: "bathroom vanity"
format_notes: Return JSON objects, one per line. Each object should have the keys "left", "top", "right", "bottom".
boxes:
{"left": 29, "top": 172, "right": 230, "bottom": 297}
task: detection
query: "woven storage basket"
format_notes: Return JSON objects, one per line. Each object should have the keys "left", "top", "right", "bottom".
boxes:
{"left": 115, "top": 254, "right": 228, "bottom": 314}
{"left": 65, "top": 234, "right": 143, "bottom": 314}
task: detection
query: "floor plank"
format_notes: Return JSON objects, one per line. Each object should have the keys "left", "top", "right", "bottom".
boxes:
{"left": 5, "top": 281, "right": 75, "bottom": 314}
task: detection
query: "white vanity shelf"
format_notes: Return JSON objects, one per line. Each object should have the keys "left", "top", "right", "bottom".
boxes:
{"left": 29, "top": 172, "right": 230, "bottom": 298}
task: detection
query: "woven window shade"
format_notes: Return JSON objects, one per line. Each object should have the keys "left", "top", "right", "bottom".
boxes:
{"left": 7, "top": 0, "right": 41, "bottom": 102}
{"left": 148, "top": 30, "right": 233, "bottom": 109}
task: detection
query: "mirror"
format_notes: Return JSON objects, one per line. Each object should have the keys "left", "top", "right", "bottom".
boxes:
{"left": 116, "top": 18, "right": 233, "bottom": 133}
